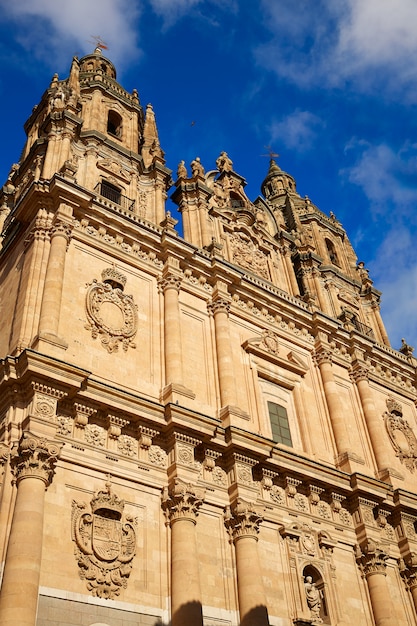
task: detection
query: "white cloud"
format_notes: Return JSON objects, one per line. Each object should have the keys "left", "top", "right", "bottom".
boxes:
{"left": 343, "top": 141, "right": 417, "bottom": 217}
{"left": 257, "top": 0, "right": 417, "bottom": 100}
{"left": 342, "top": 141, "right": 417, "bottom": 348}
{"left": 0, "top": 0, "right": 141, "bottom": 70}
{"left": 269, "top": 110, "right": 324, "bottom": 151}
{"left": 149, "top": 0, "right": 202, "bottom": 27}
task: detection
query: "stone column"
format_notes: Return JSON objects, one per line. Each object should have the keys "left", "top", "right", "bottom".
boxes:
{"left": 351, "top": 362, "right": 392, "bottom": 475}
{"left": 162, "top": 478, "right": 205, "bottom": 626}
{"left": 356, "top": 540, "right": 396, "bottom": 626}
{"left": 37, "top": 219, "right": 72, "bottom": 344}
{"left": 0, "top": 432, "right": 62, "bottom": 626}
{"left": 210, "top": 295, "right": 237, "bottom": 409}
{"left": 314, "top": 346, "right": 351, "bottom": 458}
{"left": 281, "top": 244, "right": 299, "bottom": 296}
{"left": 399, "top": 554, "right": 417, "bottom": 617}
{"left": 224, "top": 499, "right": 269, "bottom": 626}
{"left": 371, "top": 302, "right": 390, "bottom": 347}
{"left": 159, "top": 273, "right": 185, "bottom": 389}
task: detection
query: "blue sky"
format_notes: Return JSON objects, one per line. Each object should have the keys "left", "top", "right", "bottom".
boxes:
{"left": 1, "top": 0, "right": 417, "bottom": 350}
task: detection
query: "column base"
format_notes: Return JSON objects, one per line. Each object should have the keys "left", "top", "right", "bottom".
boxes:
{"left": 160, "top": 383, "right": 196, "bottom": 405}
{"left": 377, "top": 467, "right": 404, "bottom": 483}
{"left": 219, "top": 404, "right": 250, "bottom": 425}
{"left": 336, "top": 451, "right": 365, "bottom": 473}
{"left": 32, "top": 333, "right": 68, "bottom": 351}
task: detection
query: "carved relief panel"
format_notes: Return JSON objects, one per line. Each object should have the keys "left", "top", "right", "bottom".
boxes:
{"left": 71, "top": 481, "right": 137, "bottom": 598}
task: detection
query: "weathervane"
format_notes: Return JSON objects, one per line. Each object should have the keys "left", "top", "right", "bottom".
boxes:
{"left": 90, "top": 36, "right": 109, "bottom": 51}
{"left": 261, "top": 145, "right": 280, "bottom": 159}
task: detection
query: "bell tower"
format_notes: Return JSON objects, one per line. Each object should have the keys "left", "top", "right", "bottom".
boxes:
{"left": 0, "top": 47, "right": 172, "bottom": 358}
{"left": 260, "top": 158, "right": 390, "bottom": 346}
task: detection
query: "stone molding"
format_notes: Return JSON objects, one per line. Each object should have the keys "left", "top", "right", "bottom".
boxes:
{"left": 11, "top": 431, "right": 62, "bottom": 486}
{"left": 161, "top": 478, "right": 205, "bottom": 524}
{"left": 224, "top": 498, "right": 264, "bottom": 541}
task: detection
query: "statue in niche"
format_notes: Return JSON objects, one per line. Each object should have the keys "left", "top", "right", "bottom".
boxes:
{"left": 304, "top": 575, "right": 323, "bottom": 623}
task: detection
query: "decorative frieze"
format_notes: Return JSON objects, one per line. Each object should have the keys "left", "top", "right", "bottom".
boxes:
{"left": 11, "top": 432, "right": 62, "bottom": 486}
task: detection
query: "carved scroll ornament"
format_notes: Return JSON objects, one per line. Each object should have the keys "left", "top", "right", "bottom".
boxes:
{"left": 85, "top": 267, "right": 138, "bottom": 353}
{"left": 71, "top": 482, "right": 137, "bottom": 599}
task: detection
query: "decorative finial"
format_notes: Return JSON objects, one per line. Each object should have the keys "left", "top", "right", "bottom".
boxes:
{"left": 90, "top": 36, "right": 108, "bottom": 53}
{"left": 261, "top": 145, "right": 279, "bottom": 160}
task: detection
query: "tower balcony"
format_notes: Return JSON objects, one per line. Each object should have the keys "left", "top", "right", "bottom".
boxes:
{"left": 94, "top": 181, "right": 135, "bottom": 212}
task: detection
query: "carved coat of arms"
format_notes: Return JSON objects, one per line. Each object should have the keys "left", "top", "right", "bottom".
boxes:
{"left": 72, "top": 482, "right": 137, "bottom": 598}
{"left": 85, "top": 266, "right": 138, "bottom": 353}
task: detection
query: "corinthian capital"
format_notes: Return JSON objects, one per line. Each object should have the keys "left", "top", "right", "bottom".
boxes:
{"left": 224, "top": 498, "right": 264, "bottom": 541}
{"left": 161, "top": 478, "right": 205, "bottom": 524}
{"left": 355, "top": 539, "right": 389, "bottom": 577}
{"left": 11, "top": 431, "right": 62, "bottom": 487}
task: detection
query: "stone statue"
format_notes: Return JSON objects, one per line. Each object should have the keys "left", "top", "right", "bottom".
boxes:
{"left": 304, "top": 576, "right": 322, "bottom": 622}
{"left": 177, "top": 160, "right": 187, "bottom": 179}
{"left": 190, "top": 157, "right": 205, "bottom": 178}
{"left": 216, "top": 151, "right": 233, "bottom": 172}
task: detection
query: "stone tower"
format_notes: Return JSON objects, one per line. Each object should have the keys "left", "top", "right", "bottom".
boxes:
{"left": 0, "top": 49, "right": 417, "bottom": 626}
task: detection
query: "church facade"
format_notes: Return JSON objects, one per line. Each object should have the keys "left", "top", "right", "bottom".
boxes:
{"left": 0, "top": 48, "right": 416, "bottom": 626}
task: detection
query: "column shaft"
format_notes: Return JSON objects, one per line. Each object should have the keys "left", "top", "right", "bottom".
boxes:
{"left": 366, "top": 572, "right": 396, "bottom": 626}
{"left": 171, "top": 517, "right": 203, "bottom": 625}
{"left": 163, "top": 282, "right": 183, "bottom": 385}
{"left": 317, "top": 357, "right": 350, "bottom": 456}
{"left": 0, "top": 477, "right": 46, "bottom": 626}
{"left": 355, "top": 376, "right": 391, "bottom": 472}
{"left": 213, "top": 305, "right": 236, "bottom": 407}
{"left": 235, "top": 535, "right": 268, "bottom": 625}
{"left": 38, "top": 224, "right": 70, "bottom": 338}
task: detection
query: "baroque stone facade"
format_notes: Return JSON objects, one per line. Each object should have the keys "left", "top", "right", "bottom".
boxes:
{"left": 0, "top": 46, "right": 416, "bottom": 626}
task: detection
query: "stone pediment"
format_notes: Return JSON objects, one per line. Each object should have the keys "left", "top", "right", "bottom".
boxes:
{"left": 243, "top": 331, "right": 309, "bottom": 376}
{"left": 96, "top": 158, "right": 131, "bottom": 183}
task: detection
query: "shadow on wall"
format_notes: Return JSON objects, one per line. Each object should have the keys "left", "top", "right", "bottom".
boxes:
{"left": 153, "top": 602, "right": 270, "bottom": 626}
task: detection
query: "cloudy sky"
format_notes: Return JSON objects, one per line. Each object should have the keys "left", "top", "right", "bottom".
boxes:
{"left": 1, "top": 0, "right": 417, "bottom": 350}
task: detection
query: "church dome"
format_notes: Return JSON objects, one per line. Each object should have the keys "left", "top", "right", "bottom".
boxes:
{"left": 79, "top": 46, "right": 116, "bottom": 79}
{"left": 261, "top": 158, "right": 296, "bottom": 200}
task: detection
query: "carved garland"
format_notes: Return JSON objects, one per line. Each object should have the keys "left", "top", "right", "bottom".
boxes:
{"left": 85, "top": 267, "right": 138, "bottom": 353}
{"left": 71, "top": 481, "right": 137, "bottom": 599}
{"left": 383, "top": 396, "right": 417, "bottom": 472}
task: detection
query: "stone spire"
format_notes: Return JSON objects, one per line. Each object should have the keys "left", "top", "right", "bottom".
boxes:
{"left": 261, "top": 158, "right": 297, "bottom": 201}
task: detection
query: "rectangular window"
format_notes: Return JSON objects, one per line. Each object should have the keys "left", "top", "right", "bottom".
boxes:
{"left": 267, "top": 401, "right": 293, "bottom": 447}
{"left": 100, "top": 181, "right": 122, "bottom": 205}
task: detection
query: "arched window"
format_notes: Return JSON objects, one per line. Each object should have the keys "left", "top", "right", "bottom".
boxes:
{"left": 107, "top": 110, "right": 122, "bottom": 138}
{"left": 325, "top": 238, "right": 340, "bottom": 267}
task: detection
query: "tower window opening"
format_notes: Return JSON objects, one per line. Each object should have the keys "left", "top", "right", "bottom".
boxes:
{"left": 107, "top": 111, "right": 122, "bottom": 138}
{"left": 268, "top": 402, "right": 293, "bottom": 447}
{"left": 325, "top": 238, "right": 340, "bottom": 267}
{"left": 100, "top": 180, "right": 122, "bottom": 205}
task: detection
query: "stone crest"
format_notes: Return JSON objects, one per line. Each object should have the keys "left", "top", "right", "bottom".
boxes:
{"left": 229, "top": 232, "right": 270, "bottom": 280}
{"left": 85, "top": 267, "right": 138, "bottom": 353}
{"left": 383, "top": 395, "right": 417, "bottom": 472}
{"left": 71, "top": 481, "right": 136, "bottom": 598}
